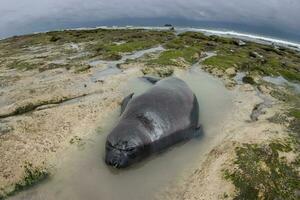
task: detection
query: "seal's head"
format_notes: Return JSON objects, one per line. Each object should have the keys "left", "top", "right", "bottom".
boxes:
{"left": 105, "top": 121, "right": 149, "bottom": 168}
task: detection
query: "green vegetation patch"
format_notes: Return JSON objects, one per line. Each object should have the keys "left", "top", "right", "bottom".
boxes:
{"left": 141, "top": 66, "right": 174, "bottom": 78}
{"left": 269, "top": 87, "right": 300, "bottom": 136}
{"left": 2, "top": 28, "right": 300, "bottom": 81}
{"left": 224, "top": 140, "right": 299, "bottom": 200}
{"left": 7, "top": 60, "right": 41, "bottom": 71}
{"left": 0, "top": 162, "right": 49, "bottom": 199}
{"left": 0, "top": 29, "right": 175, "bottom": 68}
{"left": 202, "top": 42, "right": 300, "bottom": 82}
{"left": 38, "top": 63, "right": 71, "bottom": 72}
{"left": 164, "top": 32, "right": 208, "bottom": 50}
{"left": 148, "top": 47, "right": 199, "bottom": 67}
{"left": 84, "top": 30, "right": 175, "bottom": 60}
{"left": 288, "top": 108, "right": 300, "bottom": 136}
{"left": 14, "top": 162, "right": 49, "bottom": 192}
{"left": 153, "top": 31, "right": 223, "bottom": 67}
{"left": 290, "top": 109, "right": 300, "bottom": 120}
{"left": 96, "top": 40, "right": 161, "bottom": 61}
{"left": 203, "top": 53, "right": 244, "bottom": 69}
{"left": 73, "top": 64, "right": 91, "bottom": 73}
{"left": 105, "top": 40, "right": 158, "bottom": 53}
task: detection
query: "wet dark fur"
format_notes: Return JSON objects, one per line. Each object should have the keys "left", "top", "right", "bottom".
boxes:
{"left": 105, "top": 77, "right": 201, "bottom": 168}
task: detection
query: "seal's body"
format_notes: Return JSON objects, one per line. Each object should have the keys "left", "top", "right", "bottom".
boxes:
{"left": 105, "top": 77, "right": 200, "bottom": 168}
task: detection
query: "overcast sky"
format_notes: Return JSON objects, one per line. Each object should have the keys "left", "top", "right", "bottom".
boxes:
{"left": 1, "top": 0, "right": 300, "bottom": 42}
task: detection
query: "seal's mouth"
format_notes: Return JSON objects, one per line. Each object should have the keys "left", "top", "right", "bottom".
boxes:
{"left": 105, "top": 142, "right": 131, "bottom": 168}
{"left": 105, "top": 149, "right": 130, "bottom": 168}
{"left": 105, "top": 139, "right": 141, "bottom": 168}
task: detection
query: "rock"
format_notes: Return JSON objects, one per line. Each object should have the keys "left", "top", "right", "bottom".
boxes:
{"left": 225, "top": 67, "right": 237, "bottom": 77}
{"left": 49, "top": 35, "right": 61, "bottom": 42}
{"left": 171, "top": 57, "right": 190, "bottom": 68}
{"left": 95, "top": 79, "right": 105, "bottom": 84}
{"left": 0, "top": 124, "right": 13, "bottom": 136}
{"left": 157, "top": 66, "right": 174, "bottom": 77}
{"left": 35, "top": 104, "right": 58, "bottom": 111}
{"left": 224, "top": 79, "right": 236, "bottom": 89}
{"left": 249, "top": 51, "right": 264, "bottom": 59}
{"left": 242, "top": 76, "right": 256, "bottom": 85}
{"left": 118, "top": 62, "right": 145, "bottom": 69}
{"left": 205, "top": 41, "right": 216, "bottom": 47}
{"left": 234, "top": 40, "right": 246, "bottom": 46}
{"left": 192, "top": 52, "right": 200, "bottom": 61}
{"left": 239, "top": 84, "right": 255, "bottom": 92}
{"left": 104, "top": 53, "right": 122, "bottom": 61}
{"left": 211, "top": 68, "right": 224, "bottom": 77}
{"left": 258, "top": 85, "right": 272, "bottom": 94}
{"left": 164, "top": 24, "right": 173, "bottom": 27}
{"left": 142, "top": 66, "right": 174, "bottom": 78}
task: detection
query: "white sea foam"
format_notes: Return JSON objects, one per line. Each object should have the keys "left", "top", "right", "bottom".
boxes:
{"left": 186, "top": 28, "right": 300, "bottom": 49}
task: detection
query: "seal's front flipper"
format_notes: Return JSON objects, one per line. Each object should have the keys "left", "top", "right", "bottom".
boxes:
{"left": 194, "top": 124, "right": 203, "bottom": 138}
{"left": 141, "top": 76, "right": 161, "bottom": 84}
{"left": 120, "top": 93, "right": 134, "bottom": 115}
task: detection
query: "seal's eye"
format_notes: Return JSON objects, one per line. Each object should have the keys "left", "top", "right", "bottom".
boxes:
{"left": 106, "top": 141, "right": 114, "bottom": 149}
{"left": 127, "top": 147, "right": 135, "bottom": 152}
{"left": 127, "top": 147, "right": 138, "bottom": 159}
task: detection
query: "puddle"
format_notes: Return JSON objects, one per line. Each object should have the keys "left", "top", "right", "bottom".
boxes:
{"left": 88, "top": 45, "right": 164, "bottom": 68}
{"left": 89, "top": 46, "right": 165, "bottom": 82}
{"left": 199, "top": 51, "right": 216, "bottom": 62}
{"left": 9, "top": 66, "right": 233, "bottom": 200}
{"left": 249, "top": 87, "right": 273, "bottom": 121}
{"left": 68, "top": 52, "right": 90, "bottom": 60}
{"left": 232, "top": 72, "right": 274, "bottom": 121}
{"left": 263, "top": 76, "right": 300, "bottom": 93}
{"left": 234, "top": 72, "right": 246, "bottom": 84}
{"left": 70, "top": 43, "right": 80, "bottom": 50}
{"left": 91, "top": 67, "right": 122, "bottom": 82}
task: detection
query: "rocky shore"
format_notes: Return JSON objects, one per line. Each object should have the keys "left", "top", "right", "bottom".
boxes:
{"left": 0, "top": 28, "right": 299, "bottom": 199}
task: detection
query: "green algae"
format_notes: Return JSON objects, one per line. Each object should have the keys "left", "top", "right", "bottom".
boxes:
{"left": 224, "top": 141, "right": 299, "bottom": 200}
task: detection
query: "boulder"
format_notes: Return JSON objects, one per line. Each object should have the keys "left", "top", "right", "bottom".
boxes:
{"left": 234, "top": 40, "right": 246, "bottom": 46}
{"left": 258, "top": 85, "right": 272, "bottom": 94}
{"left": 171, "top": 57, "right": 190, "bottom": 68}
{"left": 192, "top": 52, "right": 200, "bottom": 61}
{"left": 142, "top": 66, "right": 174, "bottom": 78}
{"left": 225, "top": 67, "right": 237, "bottom": 77}
{"left": 224, "top": 78, "right": 236, "bottom": 89}
{"left": 249, "top": 51, "right": 264, "bottom": 59}
{"left": 211, "top": 68, "right": 224, "bottom": 77}
{"left": 242, "top": 76, "right": 256, "bottom": 85}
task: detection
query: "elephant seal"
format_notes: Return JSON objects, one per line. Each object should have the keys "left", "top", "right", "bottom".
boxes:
{"left": 105, "top": 77, "right": 201, "bottom": 168}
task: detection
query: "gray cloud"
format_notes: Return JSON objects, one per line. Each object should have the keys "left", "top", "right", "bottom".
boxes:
{"left": 0, "top": 0, "right": 299, "bottom": 41}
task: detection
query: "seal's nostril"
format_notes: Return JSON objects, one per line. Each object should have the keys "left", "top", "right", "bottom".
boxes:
{"left": 110, "top": 156, "right": 119, "bottom": 166}
{"left": 110, "top": 157, "right": 120, "bottom": 168}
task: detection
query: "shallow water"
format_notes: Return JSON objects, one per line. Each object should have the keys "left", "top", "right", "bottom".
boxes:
{"left": 89, "top": 46, "right": 165, "bottom": 82}
{"left": 263, "top": 76, "right": 300, "bottom": 93}
{"left": 10, "top": 66, "right": 233, "bottom": 200}
{"left": 233, "top": 72, "right": 246, "bottom": 85}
